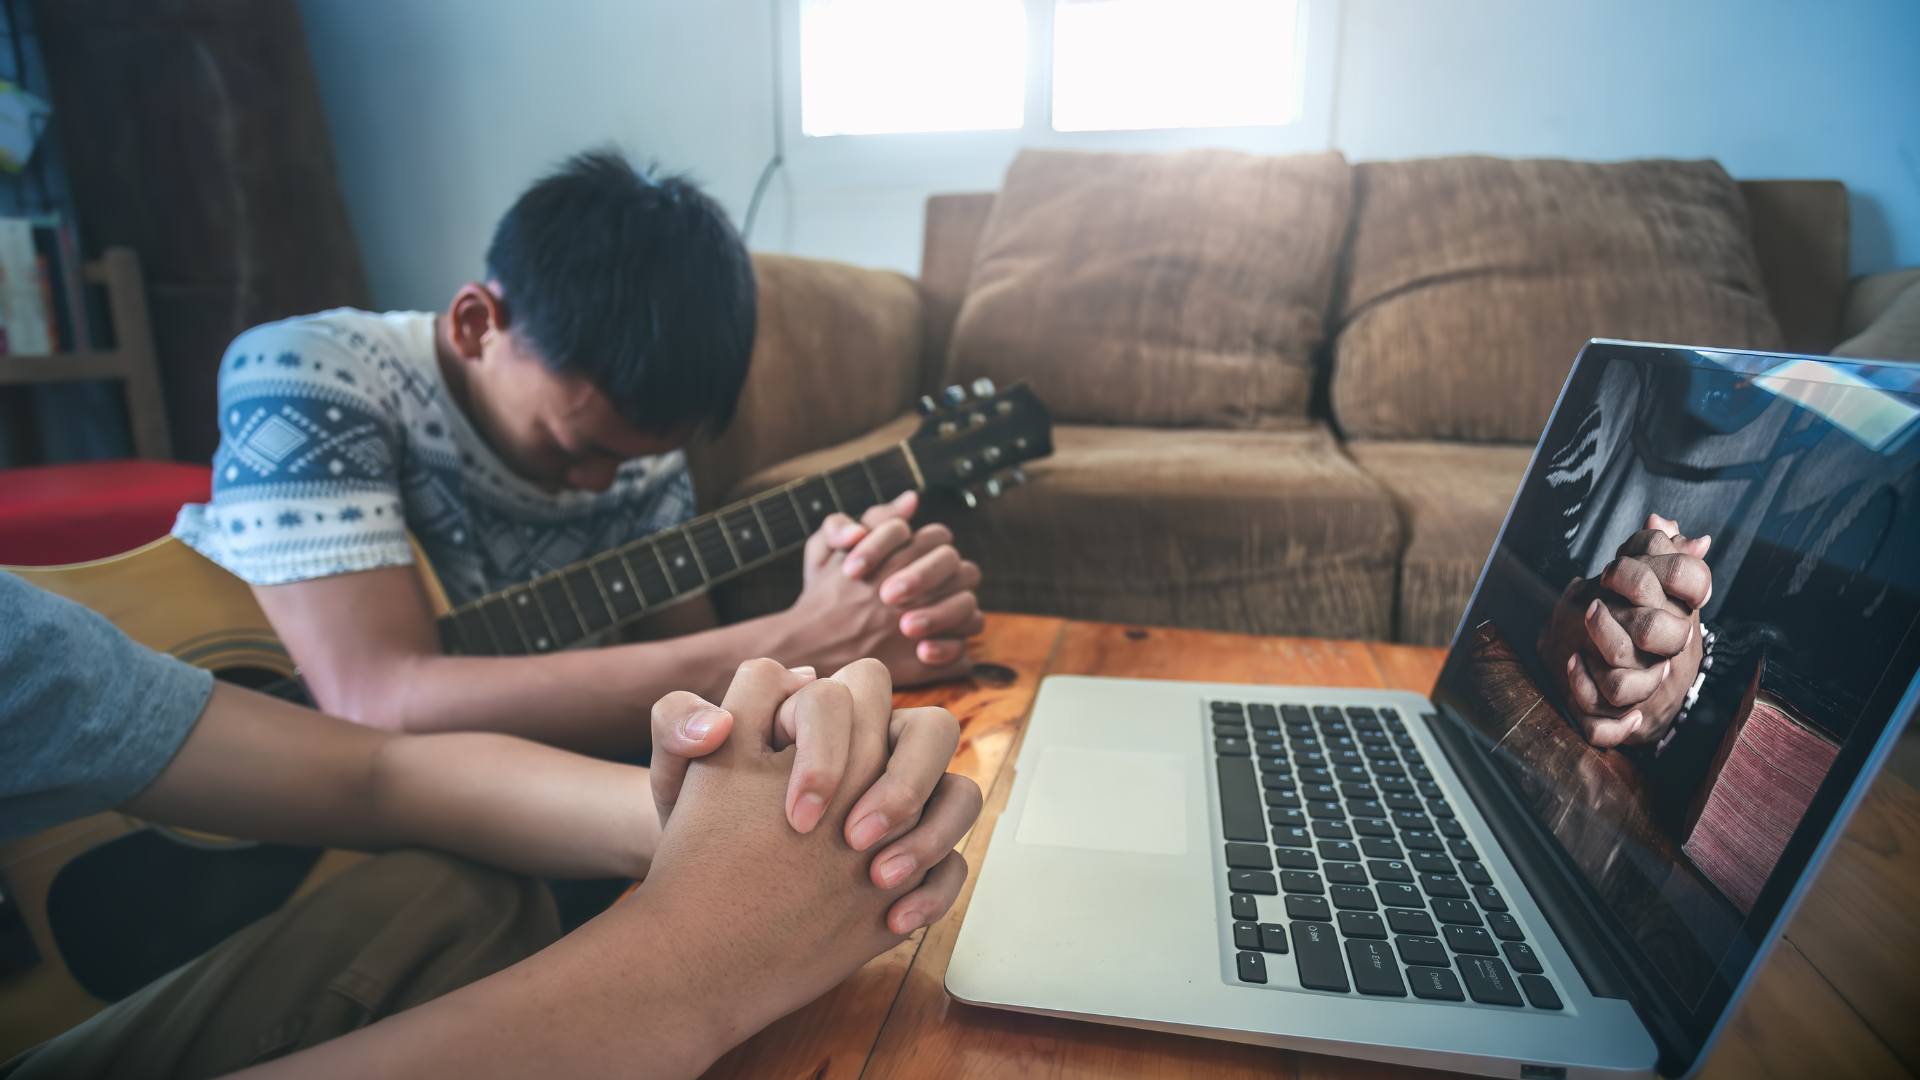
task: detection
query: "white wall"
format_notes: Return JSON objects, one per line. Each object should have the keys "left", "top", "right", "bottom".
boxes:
{"left": 300, "top": 0, "right": 1920, "bottom": 312}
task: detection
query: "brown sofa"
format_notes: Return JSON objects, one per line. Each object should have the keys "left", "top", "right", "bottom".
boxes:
{"left": 687, "top": 152, "right": 1919, "bottom": 647}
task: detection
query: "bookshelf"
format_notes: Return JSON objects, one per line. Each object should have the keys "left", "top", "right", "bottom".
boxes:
{"left": 0, "top": 247, "right": 168, "bottom": 460}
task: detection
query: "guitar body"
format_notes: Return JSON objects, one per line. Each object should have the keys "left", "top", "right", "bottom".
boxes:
{"left": 0, "top": 380, "right": 1051, "bottom": 1055}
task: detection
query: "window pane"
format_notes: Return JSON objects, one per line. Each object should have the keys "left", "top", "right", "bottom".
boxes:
{"left": 801, "top": 0, "right": 1027, "bottom": 137}
{"left": 1051, "top": 0, "right": 1298, "bottom": 132}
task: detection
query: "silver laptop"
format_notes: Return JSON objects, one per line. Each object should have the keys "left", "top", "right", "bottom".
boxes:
{"left": 949, "top": 340, "right": 1920, "bottom": 1079}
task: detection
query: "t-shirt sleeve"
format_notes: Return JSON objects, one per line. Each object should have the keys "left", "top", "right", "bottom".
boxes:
{"left": 172, "top": 317, "right": 414, "bottom": 585}
{"left": 0, "top": 572, "right": 214, "bottom": 843}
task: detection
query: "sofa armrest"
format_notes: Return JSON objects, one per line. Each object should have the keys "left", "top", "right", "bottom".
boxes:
{"left": 684, "top": 252, "right": 924, "bottom": 509}
{"left": 1833, "top": 270, "right": 1920, "bottom": 361}
{"left": 1839, "top": 267, "right": 1920, "bottom": 341}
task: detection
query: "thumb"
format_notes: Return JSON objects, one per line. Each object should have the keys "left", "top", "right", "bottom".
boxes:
{"left": 649, "top": 691, "right": 732, "bottom": 824}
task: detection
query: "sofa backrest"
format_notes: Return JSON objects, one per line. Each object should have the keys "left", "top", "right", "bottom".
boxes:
{"left": 683, "top": 252, "right": 924, "bottom": 510}
{"left": 920, "top": 172, "right": 1852, "bottom": 391}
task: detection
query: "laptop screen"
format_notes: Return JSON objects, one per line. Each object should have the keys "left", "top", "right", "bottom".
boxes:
{"left": 1432, "top": 341, "right": 1920, "bottom": 1063}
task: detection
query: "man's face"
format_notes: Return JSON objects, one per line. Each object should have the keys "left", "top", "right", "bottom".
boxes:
{"left": 469, "top": 329, "right": 690, "bottom": 493}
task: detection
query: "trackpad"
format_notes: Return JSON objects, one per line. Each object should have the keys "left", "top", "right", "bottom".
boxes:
{"left": 1014, "top": 747, "right": 1187, "bottom": 856}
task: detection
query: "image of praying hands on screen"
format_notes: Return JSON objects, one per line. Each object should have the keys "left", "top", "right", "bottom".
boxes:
{"left": 1536, "top": 514, "right": 1712, "bottom": 748}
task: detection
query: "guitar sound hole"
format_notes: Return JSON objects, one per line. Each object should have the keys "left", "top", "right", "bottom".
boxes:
{"left": 214, "top": 666, "right": 314, "bottom": 707}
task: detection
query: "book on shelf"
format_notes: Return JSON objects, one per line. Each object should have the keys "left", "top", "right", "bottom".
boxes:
{"left": 1680, "top": 652, "right": 1846, "bottom": 914}
{"left": 0, "top": 214, "right": 90, "bottom": 357}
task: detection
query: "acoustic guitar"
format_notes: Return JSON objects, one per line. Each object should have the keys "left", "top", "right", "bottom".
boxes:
{"left": 0, "top": 380, "right": 1053, "bottom": 1055}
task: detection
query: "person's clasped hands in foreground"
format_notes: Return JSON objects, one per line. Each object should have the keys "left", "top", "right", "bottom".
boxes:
{"left": 1537, "top": 513, "right": 1714, "bottom": 748}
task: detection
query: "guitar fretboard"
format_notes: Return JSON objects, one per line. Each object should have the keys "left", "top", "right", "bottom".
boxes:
{"left": 438, "top": 443, "right": 923, "bottom": 656}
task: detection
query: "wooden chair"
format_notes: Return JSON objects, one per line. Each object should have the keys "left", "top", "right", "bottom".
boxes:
{"left": 0, "top": 246, "right": 171, "bottom": 460}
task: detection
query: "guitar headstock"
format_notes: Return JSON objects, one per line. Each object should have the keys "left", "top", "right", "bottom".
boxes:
{"left": 907, "top": 379, "right": 1053, "bottom": 508}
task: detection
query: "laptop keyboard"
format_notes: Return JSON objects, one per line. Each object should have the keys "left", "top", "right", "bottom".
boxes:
{"left": 1211, "top": 700, "right": 1564, "bottom": 1011}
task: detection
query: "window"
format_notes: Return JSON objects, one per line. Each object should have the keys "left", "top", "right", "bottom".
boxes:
{"left": 799, "top": 0, "right": 1028, "bottom": 137}
{"left": 1051, "top": 0, "right": 1299, "bottom": 132}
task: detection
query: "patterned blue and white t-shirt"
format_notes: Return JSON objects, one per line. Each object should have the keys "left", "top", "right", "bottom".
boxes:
{"left": 173, "top": 309, "right": 695, "bottom": 608}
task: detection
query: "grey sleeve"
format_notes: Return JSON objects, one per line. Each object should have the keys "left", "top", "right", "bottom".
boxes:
{"left": 0, "top": 571, "right": 214, "bottom": 843}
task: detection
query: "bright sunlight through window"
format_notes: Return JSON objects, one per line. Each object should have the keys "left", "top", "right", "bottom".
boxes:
{"left": 800, "top": 0, "right": 1027, "bottom": 137}
{"left": 1051, "top": 0, "right": 1299, "bottom": 132}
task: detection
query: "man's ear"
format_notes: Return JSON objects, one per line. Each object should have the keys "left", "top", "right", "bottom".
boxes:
{"left": 445, "top": 283, "right": 508, "bottom": 362}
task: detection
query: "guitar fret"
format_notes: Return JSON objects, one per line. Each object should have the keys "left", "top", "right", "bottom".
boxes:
{"left": 655, "top": 531, "right": 705, "bottom": 592}
{"left": 758, "top": 487, "right": 807, "bottom": 548}
{"left": 790, "top": 477, "right": 835, "bottom": 533}
{"left": 481, "top": 594, "right": 531, "bottom": 655}
{"left": 593, "top": 553, "right": 647, "bottom": 621}
{"left": 723, "top": 504, "right": 772, "bottom": 564}
{"left": 625, "top": 543, "right": 676, "bottom": 604}
{"left": 509, "top": 585, "right": 561, "bottom": 652}
{"left": 867, "top": 446, "right": 919, "bottom": 501}
{"left": 534, "top": 575, "right": 585, "bottom": 646}
{"left": 450, "top": 606, "right": 499, "bottom": 656}
{"left": 859, "top": 456, "right": 886, "bottom": 504}
{"left": 566, "top": 566, "right": 614, "bottom": 633}
{"left": 688, "top": 517, "right": 738, "bottom": 577}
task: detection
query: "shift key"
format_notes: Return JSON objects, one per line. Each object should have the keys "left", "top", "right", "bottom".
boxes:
{"left": 1290, "top": 921, "right": 1350, "bottom": 992}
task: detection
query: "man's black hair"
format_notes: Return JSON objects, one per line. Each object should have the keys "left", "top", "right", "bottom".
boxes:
{"left": 485, "top": 149, "right": 756, "bottom": 435}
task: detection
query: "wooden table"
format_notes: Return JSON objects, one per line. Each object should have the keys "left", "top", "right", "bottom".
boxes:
{"left": 704, "top": 615, "right": 1920, "bottom": 1080}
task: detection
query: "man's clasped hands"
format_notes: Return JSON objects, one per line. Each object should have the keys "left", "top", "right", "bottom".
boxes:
{"left": 1537, "top": 513, "right": 1716, "bottom": 748}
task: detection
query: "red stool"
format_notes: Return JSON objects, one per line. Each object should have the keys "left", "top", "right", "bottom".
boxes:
{"left": 0, "top": 460, "right": 212, "bottom": 566}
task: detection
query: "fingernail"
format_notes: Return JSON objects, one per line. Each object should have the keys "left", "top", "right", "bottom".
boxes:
{"left": 1567, "top": 653, "right": 1578, "bottom": 673}
{"left": 1623, "top": 710, "right": 1643, "bottom": 734}
{"left": 1662, "top": 660, "right": 1672, "bottom": 681}
{"left": 843, "top": 556, "right": 867, "bottom": 577}
{"left": 893, "top": 490, "right": 915, "bottom": 508}
{"left": 848, "top": 811, "right": 890, "bottom": 851}
{"left": 877, "top": 852, "right": 917, "bottom": 888}
{"left": 793, "top": 791, "right": 826, "bottom": 834}
{"left": 684, "top": 708, "right": 726, "bottom": 740}
{"left": 788, "top": 665, "right": 816, "bottom": 678}
{"left": 893, "top": 909, "right": 926, "bottom": 935}
{"left": 901, "top": 615, "right": 926, "bottom": 636}
{"left": 1587, "top": 599, "right": 1601, "bottom": 619}
{"left": 881, "top": 582, "right": 906, "bottom": 605}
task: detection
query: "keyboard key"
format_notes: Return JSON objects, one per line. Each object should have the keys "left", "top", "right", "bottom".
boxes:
{"left": 1410, "top": 851, "right": 1454, "bottom": 874}
{"left": 1231, "top": 893, "right": 1260, "bottom": 920}
{"left": 1376, "top": 777, "right": 1415, "bottom": 795}
{"left": 1215, "top": 723, "right": 1248, "bottom": 739}
{"left": 1394, "top": 733, "right": 1417, "bottom": 749}
{"left": 1379, "top": 707, "right": 1401, "bottom": 724}
{"left": 1313, "top": 706, "right": 1344, "bottom": 726}
{"left": 1392, "top": 810, "right": 1431, "bottom": 831}
{"left": 1247, "top": 703, "right": 1278, "bottom": 728}
{"left": 1460, "top": 860, "right": 1492, "bottom": 885}
{"left": 1329, "top": 750, "right": 1363, "bottom": 767}
{"left": 1225, "top": 843, "right": 1272, "bottom": 870}
{"left": 1230, "top": 870, "right": 1278, "bottom": 895}
{"left": 1367, "top": 859, "right": 1414, "bottom": 883}
{"left": 1437, "top": 818, "right": 1467, "bottom": 839}
{"left": 1335, "top": 764, "right": 1370, "bottom": 783}
{"left": 1345, "top": 706, "right": 1377, "bottom": 721}
{"left": 1448, "top": 839, "right": 1480, "bottom": 861}
{"left": 1401, "top": 830, "right": 1444, "bottom": 852}
{"left": 1233, "top": 921, "right": 1262, "bottom": 949}
{"left": 1402, "top": 748, "right": 1425, "bottom": 766}
{"left": 1408, "top": 763, "right": 1434, "bottom": 782}
{"left": 1427, "top": 799, "right": 1455, "bottom": 819}
{"left": 1270, "top": 809, "right": 1307, "bottom": 830}
{"left": 1376, "top": 883, "right": 1422, "bottom": 908}
{"left": 1253, "top": 739, "right": 1288, "bottom": 757}
{"left": 1503, "top": 941, "right": 1543, "bottom": 974}
{"left": 1301, "top": 782, "right": 1337, "bottom": 801}
{"left": 1275, "top": 848, "right": 1319, "bottom": 870}
{"left": 1431, "top": 898, "right": 1480, "bottom": 925}
{"left": 1520, "top": 974, "right": 1562, "bottom": 1010}
{"left": 1281, "top": 705, "right": 1310, "bottom": 725}
{"left": 1488, "top": 913, "right": 1525, "bottom": 941}
{"left": 1216, "top": 758, "right": 1267, "bottom": 842}
{"left": 1285, "top": 895, "right": 1332, "bottom": 921}
{"left": 1312, "top": 821, "right": 1353, "bottom": 841}
{"left": 1324, "top": 862, "right": 1369, "bottom": 886}
{"left": 1339, "top": 782, "right": 1375, "bottom": 800}
{"left": 1395, "top": 935, "right": 1449, "bottom": 966}
{"left": 1216, "top": 738, "right": 1251, "bottom": 757}
{"left": 1261, "top": 771, "right": 1295, "bottom": 789}
{"left": 1330, "top": 885, "right": 1376, "bottom": 911}
{"left": 1211, "top": 701, "right": 1245, "bottom": 716}
{"left": 1458, "top": 955, "right": 1523, "bottom": 1006}
{"left": 1298, "top": 766, "right": 1333, "bottom": 785}
{"left": 1307, "top": 801, "right": 1346, "bottom": 820}
{"left": 1317, "top": 840, "right": 1359, "bottom": 861}
{"left": 1345, "top": 939, "right": 1407, "bottom": 996}
{"left": 1365, "top": 745, "right": 1399, "bottom": 764}
{"left": 1353, "top": 818, "right": 1395, "bottom": 838}
{"left": 1474, "top": 886, "right": 1507, "bottom": 912}
{"left": 1360, "top": 837, "right": 1402, "bottom": 860}
{"left": 1274, "top": 827, "right": 1313, "bottom": 847}
{"left": 1290, "top": 735, "right": 1323, "bottom": 753}
{"left": 1387, "top": 909, "right": 1437, "bottom": 936}
{"left": 1292, "top": 920, "right": 1350, "bottom": 992}
{"left": 1421, "top": 873, "right": 1469, "bottom": 899}
{"left": 1348, "top": 799, "right": 1386, "bottom": 818}
{"left": 1337, "top": 911, "right": 1387, "bottom": 939}
{"left": 1236, "top": 950, "right": 1268, "bottom": 984}
{"left": 1386, "top": 793, "right": 1425, "bottom": 812}
{"left": 1259, "top": 922, "right": 1290, "bottom": 953}
{"left": 1408, "top": 964, "right": 1465, "bottom": 1001}
{"left": 1266, "top": 791, "right": 1302, "bottom": 810}
{"left": 1260, "top": 755, "right": 1291, "bottom": 773}
{"left": 1281, "top": 871, "right": 1324, "bottom": 894}
{"left": 1418, "top": 780, "right": 1445, "bottom": 799}
{"left": 1443, "top": 926, "right": 1498, "bottom": 955}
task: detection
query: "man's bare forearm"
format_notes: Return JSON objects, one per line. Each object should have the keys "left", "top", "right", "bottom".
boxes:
{"left": 124, "top": 683, "right": 657, "bottom": 879}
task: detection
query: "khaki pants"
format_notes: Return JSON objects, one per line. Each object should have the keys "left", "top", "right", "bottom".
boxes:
{"left": 3, "top": 850, "right": 558, "bottom": 1080}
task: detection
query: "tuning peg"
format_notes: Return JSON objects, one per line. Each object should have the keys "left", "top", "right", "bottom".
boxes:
{"left": 985, "top": 477, "right": 1004, "bottom": 497}
{"left": 942, "top": 384, "right": 969, "bottom": 407}
{"left": 918, "top": 394, "right": 938, "bottom": 415}
{"left": 1010, "top": 468, "right": 1027, "bottom": 486}
{"left": 970, "top": 377, "right": 996, "bottom": 398}
{"left": 961, "top": 489, "right": 979, "bottom": 509}
{"left": 983, "top": 445, "right": 1002, "bottom": 464}
{"left": 955, "top": 457, "right": 975, "bottom": 477}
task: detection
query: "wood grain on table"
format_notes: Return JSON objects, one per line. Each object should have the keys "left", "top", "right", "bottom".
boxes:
{"left": 707, "top": 621, "right": 1918, "bottom": 1080}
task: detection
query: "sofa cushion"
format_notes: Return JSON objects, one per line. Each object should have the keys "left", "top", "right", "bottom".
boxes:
{"left": 1345, "top": 441, "right": 1534, "bottom": 647}
{"left": 1333, "top": 157, "right": 1784, "bottom": 443}
{"left": 946, "top": 148, "right": 1353, "bottom": 429}
{"left": 1833, "top": 279, "right": 1920, "bottom": 361}
{"left": 684, "top": 253, "right": 923, "bottom": 510}
{"left": 714, "top": 419, "right": 1400, "bottom": 640}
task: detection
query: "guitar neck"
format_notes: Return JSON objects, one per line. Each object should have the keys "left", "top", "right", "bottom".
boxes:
{"left": 437, "top": 442, "right": 924, "bottom": 656}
